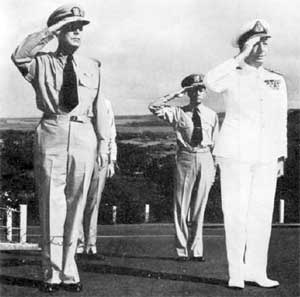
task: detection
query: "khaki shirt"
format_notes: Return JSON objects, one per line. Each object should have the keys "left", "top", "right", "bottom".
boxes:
{"left": 149, "top": 102, "right": 219, "bottom": 153}
{"left": 204, "top": 58, "right": 287, "bottom": 163}
{"left": 11, "top": 28, "right": 112, "bottom": 156}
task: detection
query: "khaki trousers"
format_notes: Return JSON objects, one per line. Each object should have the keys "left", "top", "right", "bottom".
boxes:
{"left": 217, "top": 158, "right": 278, "bottom": 283}
{"left": 34, "top": 116, "right": 97, "bottom": 284}
{"left": 77, "top": 163, "right": 108, "bottom": 254}
{"left": 174, "top": 150, "right": 215, "bottom": 257}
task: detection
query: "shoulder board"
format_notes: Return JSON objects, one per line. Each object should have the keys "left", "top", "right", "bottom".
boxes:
{"left": 236, "top": 66, "right": 242, "bottom": 70}
{"left": 265, "top": 68, "right": 283, "bottom": 76}
{"left": 90, "top": 58, "right": 101, "bottom": 68}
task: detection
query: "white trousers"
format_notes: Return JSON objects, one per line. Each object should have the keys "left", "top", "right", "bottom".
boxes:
{"left": 217, "top": 158, "right": 278, "bottom": 283}
{"left": 34, "top": 116, "right": 97, "bottom": 284}
{"left": 77, "top": 163, "right": 108, "bottom": 254}
{"left": 174, "top": 150, "right": 215, "bottom": 257}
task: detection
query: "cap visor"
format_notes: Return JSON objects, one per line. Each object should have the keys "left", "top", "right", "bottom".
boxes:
{"left": 250, "top": 33, "right": 271, "bottom": 39}
{"left": 232, "top": 33, "right": 271, "bottom": 48}
{"left": 62, "top": 16, "right": 90, "bottom": 26}
{"left": 185, "top": 82, "right": 205, "bottom": 89}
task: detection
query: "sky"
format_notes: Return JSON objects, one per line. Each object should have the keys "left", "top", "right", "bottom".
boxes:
{"left": 1, "top": 0, "right": 299, "bottom": 117}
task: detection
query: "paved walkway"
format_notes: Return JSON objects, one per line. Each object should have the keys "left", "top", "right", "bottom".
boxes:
{"left": 0, "top": 226, "right": 299, "bottom": 297}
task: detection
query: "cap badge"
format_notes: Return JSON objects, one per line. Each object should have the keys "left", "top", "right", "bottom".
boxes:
{"left": 253, "top": 21, "right": 265, "bottom": 33}
{"left": 71, "top": 7, "right": 84, "bottom": 17}
{"left": 195, "top": 75, "right": 201, "bottom": 83}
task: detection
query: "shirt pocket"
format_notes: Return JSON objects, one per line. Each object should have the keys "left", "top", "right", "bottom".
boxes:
{"left": 177, "top": 113, "right": 192, "bottom": 129}
{"left": 78, "top": 72, "right": 98, "bottom": 90}
{"left": 201, "top": 118, "right": 213, "bottom": 135}
{"left": 45, "top": 74, "right": 61, "bottom": 91}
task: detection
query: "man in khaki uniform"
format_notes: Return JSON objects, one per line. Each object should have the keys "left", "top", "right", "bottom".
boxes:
{"left": 77, "top": 98, "right": 117, "bottom": 257}
{"left": 149, "top": 74, "right": 219, "bottom": 261}
{"left": 11, "top": 4, "right": 111, "bottom": 293}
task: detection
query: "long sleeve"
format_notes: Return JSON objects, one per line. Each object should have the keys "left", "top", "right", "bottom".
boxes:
{"left": 278, "top": 79, "right": 288, "bottom": 159}
{"left": 148, "top": 101, "right": 181, "bottom": 128}
{"left": 204, "top": 58, "right": 239, "bottom": 93}
{"left": 107, "top": 100, "right": 117, "bottom": 162}
{"left": 212, "top": 113, "right": 220, "bottom": 149}
{"left": 93, "top": 67, "right": 113, "bottom": 157}
{"left": 11, "top": 28, "right": 54, "bottom": 82}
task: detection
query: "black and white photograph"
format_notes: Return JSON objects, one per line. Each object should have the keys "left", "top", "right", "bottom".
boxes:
{"left": 0, "top": 0, "right": 299, "bottom": 296}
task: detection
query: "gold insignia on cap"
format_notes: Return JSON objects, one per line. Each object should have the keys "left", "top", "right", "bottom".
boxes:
{"left": 253, "top": 21, "right": 265, "bottom": 33}
{"left": 71, "top": 7, "right": 84, "bottom": 17}
{"left": 195, "top": 75, "right": 201, "bottom": 83}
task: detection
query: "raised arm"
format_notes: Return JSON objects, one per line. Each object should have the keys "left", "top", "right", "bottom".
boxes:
{"left": 148, "top": 90, "right": 188, "bottom": 127}
{"left": 204, "top": 37, "right": 260, "bottom": 93}
{"left": 11, "top": 19, "right": 78, "bottom": 82}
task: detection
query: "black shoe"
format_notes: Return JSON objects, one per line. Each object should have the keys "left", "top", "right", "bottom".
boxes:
{"left": 61, "top": 282, "right": 83, "bottom": 292}
{"left": 75, "top": 253, "right": 86, "bottom": 260}
{"left": 87, "top": 253, "right": 105, "bottom": 261}
{"left": 39, "top": 282, "right": 60, "bottom": 293}
{"left": 190, "top": 256, "right": 205, "bottom": 262}
{"left": 176, "top": 256, "right": 189, "bottom": 261}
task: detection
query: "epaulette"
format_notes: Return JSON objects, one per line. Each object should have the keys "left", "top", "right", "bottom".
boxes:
{"left": 91, "top": 57, "right": 102, "bottom": 68}
{"left": 265, "top": 68, "right": 284, "bottom": 76}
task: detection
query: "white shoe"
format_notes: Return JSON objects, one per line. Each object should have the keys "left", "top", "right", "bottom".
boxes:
{"left": 228, "top": 279, "right": 245, "bottom": 289}
{"left": 245, "top": 277, "right": 279, "bottom": 288}
{"left": 76, "top": 245, "right": 85, "bottom": 254}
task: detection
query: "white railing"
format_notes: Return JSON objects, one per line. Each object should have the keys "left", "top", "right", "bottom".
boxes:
{"left": 111, "top": 204, "right": 151, "bottom": 224}
{"left": 0, "top": 204, "right": 27, "bottom": 243}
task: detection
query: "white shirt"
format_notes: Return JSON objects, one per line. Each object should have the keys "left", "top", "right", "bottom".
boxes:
{"left": 204, "top": 58, "right": 287, "bottom": 163}
{"left": 149, "top": 102, "right": 219, "bottom": 153}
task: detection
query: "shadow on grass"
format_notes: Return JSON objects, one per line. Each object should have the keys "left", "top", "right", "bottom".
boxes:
{"left": 99, "top": 252, "right": 175, "bottom": 261}
{"left": 0, "top": 257, "right": 228, "bottom": 289}
{"left": 0, "top": 274, "right": 41, "bottom": 288}
{"left": 79, "top": 262, "right": 228, "bottom": 287}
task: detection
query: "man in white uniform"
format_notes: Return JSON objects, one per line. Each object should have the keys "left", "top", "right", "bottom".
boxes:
{"left": 11, "top": 4, "right": 111, "bottom": 293}
{"left": 77, "top": 99, "right": 117, "bottom": 257}
{"left": 149, "top": 74, "right": 219, "bottom": 261}
{"left": 204, "top": 19, "right": 287, "bottom": 289}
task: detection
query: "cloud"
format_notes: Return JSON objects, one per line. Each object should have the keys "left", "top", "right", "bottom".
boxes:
{"left": 1, "top": 0, "right": 299, "bottom": 117}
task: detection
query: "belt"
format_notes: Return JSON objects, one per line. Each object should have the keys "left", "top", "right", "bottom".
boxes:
{"left": 178, "top": 147, "right": 211, "bottom": 154}
{"left": 43, "top": 114, "right": 93, "bottom": 123}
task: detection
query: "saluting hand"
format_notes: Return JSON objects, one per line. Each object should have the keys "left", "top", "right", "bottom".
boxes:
{"left": 48, "top": 19, "right": 75, "bottom": 36}
{"left": 235, "top": 36, "right": 261, "bottom": 62}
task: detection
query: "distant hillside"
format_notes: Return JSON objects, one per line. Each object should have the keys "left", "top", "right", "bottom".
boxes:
{"left": 0, "top": 110, "right": 297, "bottom": 131}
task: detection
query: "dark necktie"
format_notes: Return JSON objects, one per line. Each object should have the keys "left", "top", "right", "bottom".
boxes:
{"left": 191, "top": 108, "right": 203, "bottom": 146}
{"left": 60, "top": 55, "right": 78, "bottom": 112}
